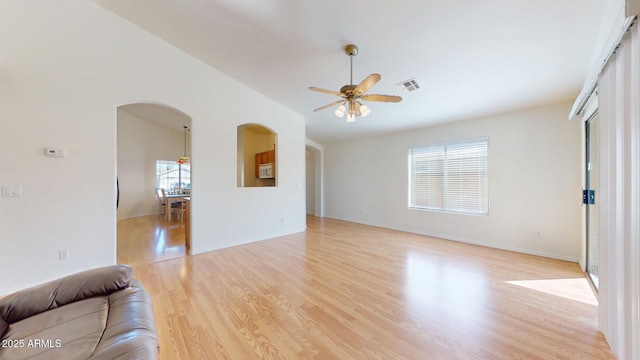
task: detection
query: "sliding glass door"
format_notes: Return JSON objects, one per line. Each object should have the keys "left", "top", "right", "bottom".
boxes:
{"left": 585, "top": 114, "right": 599, "bottom": 289}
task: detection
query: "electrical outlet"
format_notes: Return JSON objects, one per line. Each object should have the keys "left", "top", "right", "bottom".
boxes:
{"left": 58, "top": 249, "right": 70, "bottom": 260}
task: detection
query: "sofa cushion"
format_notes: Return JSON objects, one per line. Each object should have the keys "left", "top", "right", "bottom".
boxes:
{"left": 88, "top": 283, "right": 159, "bottom": 360}
{"left": 0, "top": 297, "right": 108, "bottom": 360}
{"left": 0, "top": 317, "right": 7, "bottom": 339}
{"left": 0, "top": 265, "right": 133, "bottom": 324}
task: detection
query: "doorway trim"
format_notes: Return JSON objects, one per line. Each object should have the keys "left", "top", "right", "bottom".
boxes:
{"left": 584, "top": 110, "right": 599, "bottom": 289}
{"left": 305, "top": 139, "right": 324, "bottom": 217}
{"left": 116, "top": 101, "right": 193, "bottom": 264}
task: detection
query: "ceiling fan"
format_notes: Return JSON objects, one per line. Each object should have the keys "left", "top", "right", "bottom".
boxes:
{"left": 309, "top": 44, "right": 402, "bottom": 122}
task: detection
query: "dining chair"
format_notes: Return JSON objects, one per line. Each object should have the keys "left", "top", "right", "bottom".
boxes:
{"left": 155, "top": 188, "right": 166, "bottom": 215}
{"left": 161, "top": 188, "right": 184, "bottom": 222}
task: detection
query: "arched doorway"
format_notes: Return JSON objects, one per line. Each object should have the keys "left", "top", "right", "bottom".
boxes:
{"left": 116, "top": 103, "right": 192, "bottom": 266}
{"left": 305, "top": 140, "right": 324, "bottom": 218}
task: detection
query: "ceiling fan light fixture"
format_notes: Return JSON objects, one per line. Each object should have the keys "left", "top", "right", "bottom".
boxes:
{"left": 309, "top": 43, "right": 402, "bottom": 123}
{"left": 359, "top": 102, "right": 371, "bottom": 117}
{"left": 353, "top": 101, "right": 361, "bottom": 114}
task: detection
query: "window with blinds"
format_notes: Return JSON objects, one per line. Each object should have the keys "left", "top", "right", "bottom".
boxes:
{"left": 409, "top": 139, "right": 489, "bottom": 215}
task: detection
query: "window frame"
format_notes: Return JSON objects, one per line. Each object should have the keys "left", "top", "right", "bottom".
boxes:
{"left": 408, "top": 138, "right": 490, "bottom": 216}
{"left": 156, "top": 160, "right": 191, "bottom": 191}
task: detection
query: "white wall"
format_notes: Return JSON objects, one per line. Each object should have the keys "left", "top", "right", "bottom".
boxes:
{"left": 0, "top": 0, "right": 306, "bottom": 294}
{"left": 324, "top": 102, "right": 582, "bottom": 261}
{"left": 116, "top": 110, "right": 185, "bottom": 220}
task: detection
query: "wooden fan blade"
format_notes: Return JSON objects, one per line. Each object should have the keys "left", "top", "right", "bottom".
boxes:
{"left": 313, "top": 100, "right": 345, "bottom": 112}
{"left": 354, "top": 73, "right": 381, "bottom": 95}
{"left": 361, "top": 94, "right": 403, "bottom": 103}
{"left": 309, "top": 87, "right": 342, "bottom": 96}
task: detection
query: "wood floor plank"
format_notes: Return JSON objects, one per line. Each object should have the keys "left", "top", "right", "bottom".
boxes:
{"left": 118, "top": 215, "right": 617, "bottom": 359}
{"left": 117, "top": 215, "right": 186, "bottom": 266}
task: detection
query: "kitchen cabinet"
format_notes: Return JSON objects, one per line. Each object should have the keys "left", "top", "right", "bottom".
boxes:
{"left": 255, "top": 149, "right": 275, "bottom": 178}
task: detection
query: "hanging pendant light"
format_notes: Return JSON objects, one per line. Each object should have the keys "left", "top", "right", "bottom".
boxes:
{"left": 177, "top": 125, "right": 190, "bottom": 164}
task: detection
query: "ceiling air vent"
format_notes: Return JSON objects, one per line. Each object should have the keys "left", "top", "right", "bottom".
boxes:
{"left": 397, "top": 78, "right": 420, "bottom": 92}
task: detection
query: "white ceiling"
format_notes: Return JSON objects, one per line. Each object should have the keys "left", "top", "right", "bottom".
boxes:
{"left": 119, "top": 103, "right": 191, "bottom": 132}
{"left": 96, "top": 0, "right": 608, "bottom": 143}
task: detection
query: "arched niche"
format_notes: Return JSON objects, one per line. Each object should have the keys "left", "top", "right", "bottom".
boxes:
{"left": 237, "top": 123, "right": 277, "bottom": 188}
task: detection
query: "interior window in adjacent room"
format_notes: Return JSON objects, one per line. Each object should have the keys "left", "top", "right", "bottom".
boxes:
{"left": 408, "top": 138, "right": 489, "bottom": 215}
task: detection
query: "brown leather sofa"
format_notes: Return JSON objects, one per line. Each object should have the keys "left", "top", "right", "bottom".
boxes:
{"left": 0, "top": 265, "right": 158, "bottom": 360}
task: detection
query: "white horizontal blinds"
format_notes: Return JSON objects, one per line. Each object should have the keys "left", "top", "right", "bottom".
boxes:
{"left": 410, "top": 146, "right": 445, "bottom": 209}
{"left": 444, "top": 141, "right": 489, "bottom": 214}
{"left": 410, "top": 139, "right": 489, "bottom": 214}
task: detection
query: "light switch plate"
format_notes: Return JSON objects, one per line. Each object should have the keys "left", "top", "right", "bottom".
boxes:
{"left": 45, "top": 147, "right": 65, "bottom": 157}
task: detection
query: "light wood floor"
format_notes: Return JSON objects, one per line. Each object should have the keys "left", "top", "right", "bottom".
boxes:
{"left": 117, "top": 215, "right": 186, "bottom": 266}
{"left": 118, "top": 215, "right": 616, "bottom": 360}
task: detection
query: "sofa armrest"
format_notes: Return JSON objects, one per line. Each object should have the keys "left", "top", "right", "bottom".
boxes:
{"left": 0, "top": 265, "right": 133, "bottom": 324}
